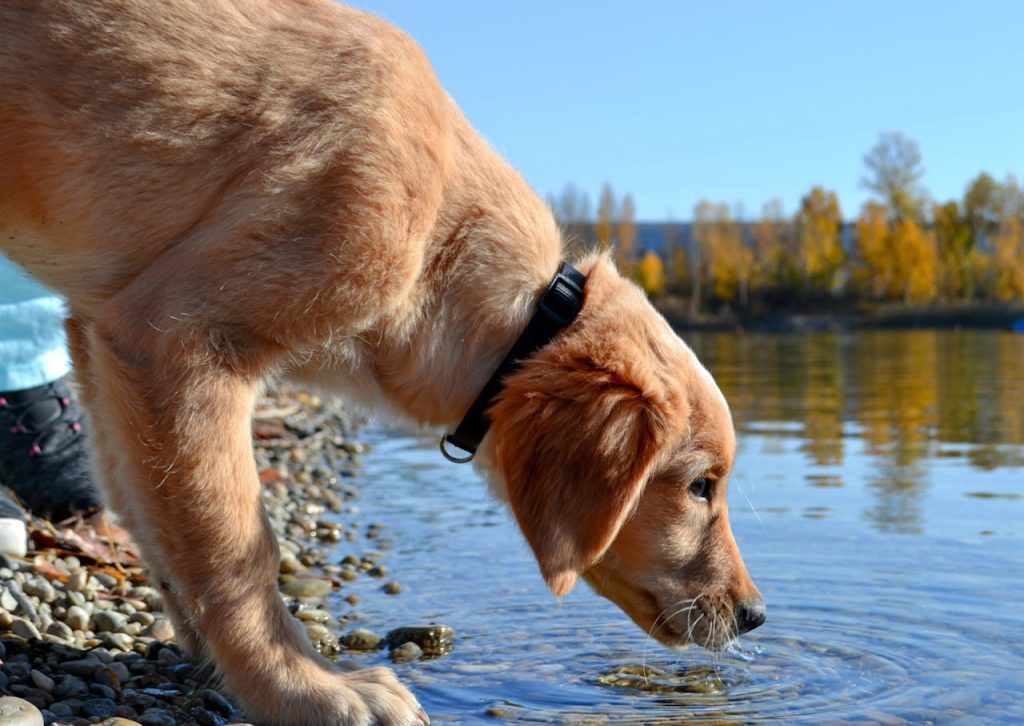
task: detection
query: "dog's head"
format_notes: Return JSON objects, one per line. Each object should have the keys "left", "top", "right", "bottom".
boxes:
{"left": 479, "top": 256, "right": 763, "bottom": 650}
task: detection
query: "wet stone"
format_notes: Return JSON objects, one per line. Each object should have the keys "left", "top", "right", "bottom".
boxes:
{"left": 390, "top": 642, "right": 423, "bottom": 663}
{"left": 384, "top": 625, "right": 455, "bottom": 657}
{"left": 304, "top": 624, "right": 340, "bottom": 658}
{"left": 340, "top": 628, "right": 383, "bottom": 651}
{"left": 280, "top": 578, "right": 333, "bottom": 599}
{"left": 295, "top": 608, "right": 331, "bottom": 623}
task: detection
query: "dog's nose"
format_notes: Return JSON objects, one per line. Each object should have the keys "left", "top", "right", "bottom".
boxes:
{"left": 735, "top": 598, "right": 766, "bottom": 634}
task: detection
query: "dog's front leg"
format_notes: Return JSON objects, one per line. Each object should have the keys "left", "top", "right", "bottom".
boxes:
{"left": 85, "top": 318, "right": 426, "bottom": 726}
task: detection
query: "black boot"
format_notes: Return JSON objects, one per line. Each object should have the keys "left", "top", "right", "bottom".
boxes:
{"left": 0, "top": 377, "right": 102, "bottom": 522}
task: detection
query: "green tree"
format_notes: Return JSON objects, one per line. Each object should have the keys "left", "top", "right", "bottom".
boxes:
{"left": 861, "top": 132, "right": 927, "bottom": 222}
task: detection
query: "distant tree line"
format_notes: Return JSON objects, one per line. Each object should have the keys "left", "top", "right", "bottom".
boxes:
{"left": 546, "top": 132, "right": 1024, "bottom": 313}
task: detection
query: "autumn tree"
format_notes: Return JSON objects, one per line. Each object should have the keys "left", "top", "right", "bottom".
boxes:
{"left": 796, "top": 187, "right": 845, "bottom": 295}
{"left": 596, "top": 183, "right": 616, "bottom": 252}
{"left": 963, "top": 172, "right": 1003, "bottom": 248}
{"left": 752, "top": 198, "right": 797, "bottom": 294}
{"left": 891, "top": 220, "right": 939, "bottom": 302}
{"left": 992, "top": 175, "right": 1024, "bottom": 300}
{"left": 692, "top": 201, "right": 750, "bottom": 306}
{"left": 670, "top": 246, "right": 690, "bottom": 296}
{"left": 856, "top": 201, "right": 893, "bottom": 298}
{"left": 690, "top": 200, "right": 716, "bottom": 314}
{"left": 616, "top": 193, "right": 638, "bottom": 275}
{"left": 862, "top": 132, "right": 928, "bottom": 222}
{"left": 634, "top": 251, "right": 666, "bottom": 298}
{"left": 931, "top": 200, "right": 974, "bottom": 298}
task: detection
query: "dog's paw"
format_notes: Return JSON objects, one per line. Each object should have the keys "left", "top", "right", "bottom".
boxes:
{"left": 344, "top": 666, "right": 429, "bottom": 725}
{"left": 243, "top": 665, "right": 427, "bottom": 726}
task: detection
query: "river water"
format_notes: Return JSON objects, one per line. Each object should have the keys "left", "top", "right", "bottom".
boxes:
{"left": 334, "top": 330, "right": 1024, "bottom": 724}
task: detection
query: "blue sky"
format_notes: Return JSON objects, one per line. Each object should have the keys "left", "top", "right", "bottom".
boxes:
{"left": 352, "top": 1, "right": 1023, "bottom": 221}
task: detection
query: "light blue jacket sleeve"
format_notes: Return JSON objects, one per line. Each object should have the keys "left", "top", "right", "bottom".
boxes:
{"left": 0, "top": 255, "right": 71, "bottom": 392}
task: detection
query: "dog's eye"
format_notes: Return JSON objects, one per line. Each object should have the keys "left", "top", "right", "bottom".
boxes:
{"left": 689, "top": 477, "right": 711, "bottom": 501}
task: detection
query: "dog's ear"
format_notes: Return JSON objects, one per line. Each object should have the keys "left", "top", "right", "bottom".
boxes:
{"left": 488, "top": 353, "right": 672, "bottom": 597}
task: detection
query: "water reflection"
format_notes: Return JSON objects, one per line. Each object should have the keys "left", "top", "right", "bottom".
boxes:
{"left": 687, "top": 330, "right": 1024, "bottom": 534}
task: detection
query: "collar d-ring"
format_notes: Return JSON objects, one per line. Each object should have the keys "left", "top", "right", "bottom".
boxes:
{"left": 439, "top": 435, "right": 475, "bottom": 463}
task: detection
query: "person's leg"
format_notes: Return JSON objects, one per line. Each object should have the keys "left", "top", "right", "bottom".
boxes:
{"left": 0, "top": 255, "right": 101, "bottom": 550}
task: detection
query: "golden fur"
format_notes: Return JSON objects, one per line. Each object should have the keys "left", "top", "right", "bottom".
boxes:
{"left": 0, "top": 1, "right": 762, "bottom": 724}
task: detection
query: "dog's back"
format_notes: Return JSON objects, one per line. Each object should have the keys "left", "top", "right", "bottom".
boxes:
{"left": 0, "top": 0, "right": 447, "bottom": 310}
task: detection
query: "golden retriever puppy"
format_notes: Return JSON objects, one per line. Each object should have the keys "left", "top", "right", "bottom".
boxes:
{"left": 0, "top": 1, "right": 763, "bottom": 723}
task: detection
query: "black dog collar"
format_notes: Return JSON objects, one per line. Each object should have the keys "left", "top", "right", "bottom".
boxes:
{"left": 440, "top": 261, "right": 587, "bottom": 463}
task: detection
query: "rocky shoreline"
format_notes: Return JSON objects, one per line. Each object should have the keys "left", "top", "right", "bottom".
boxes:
{"left": 0, "top": 388, "right": 443, "bottom": 726}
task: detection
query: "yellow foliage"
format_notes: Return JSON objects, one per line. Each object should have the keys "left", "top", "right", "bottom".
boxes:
{"left": 693, "top": 201, "right": 751, "bottom": 303}
{"left": 634, "top": 251, "right": 666, "bottom": 298}
{"left": 892, "top": 220, "right": 939, "bottom": 303}
{"left": 670, "top": 246, "right": 690, "bottom": 293}
{"left": 993, "top": 217, "right": 1024, "bottom": 300}
{"left": 856, "top": 202, "right": 893, "bottom": 297}
{"left": 932, "top": 200, "right": 974, "bottom": 299}
{"left": 797, "top": 187, "right": 844, "bottom": 292}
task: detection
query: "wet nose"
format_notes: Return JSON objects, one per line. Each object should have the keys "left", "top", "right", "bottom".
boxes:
{"left": 735, "top": 598, "right": 766, "bottom": 634}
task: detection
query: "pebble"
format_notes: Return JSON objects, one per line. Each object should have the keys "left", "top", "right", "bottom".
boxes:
{"left": 390, "top": 642, "right": 423, "bottom": 662}
{"left": 0, "top": 696, "right": 44, "bottom": 726}
{"left": 23, "top": 578, "right": 57, "bottom": 604}
{"left": 385, "top": 625, "right": 455, "bottom": 656}
{"left": 64, "top": 605, "right": 90, "bottom": 631}
{"left": 0, "top": 390, "right": 421, "bottom": 726}
{"left": 137, "top": 708, "right": 177, "bottom": 726}
{"left": 0, "top": 588, "right": 18, "bottom": 611}
{"left": 295, "top": 609, "right": 331, "bottom": 623}
{"left": 45, "top": 620, "right": 73, "bottom": 640}
{"left": 340, "top": 628, "right": 382, "bottom": 651}
{"left": 61, "top": 658, "right": 103, "bottom": 677}
{"left": 304, "top": 624, "right": 340, "bottom": 657}
{"left": 280, "top": 578, "right": 333, "bottom": 599}
{"left": 29, "top": 670, "right": 54, "bottom": 693}
{"left": 81, "top": 697, "right": 119, "bottom": 718}
{"left": 142, "top": 618, "right": 174, "bottom": 642}
{"left": 95, "top": 610, "right": 130, "bottom": 633}
{"left": 382, "top": 581, "right": 403, "bottom": 595}
{"left": 66, "top": 570, "right": 88, "bottom": 592}
{"left": 10, "top": 616, "right": 42, "bottom": 641}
